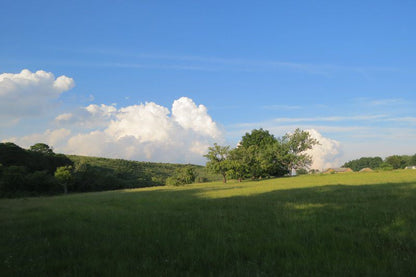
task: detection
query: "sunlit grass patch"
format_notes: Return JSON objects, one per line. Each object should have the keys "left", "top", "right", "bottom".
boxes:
{"left": 1, "top": 170, "right": 416, "bottom": 276}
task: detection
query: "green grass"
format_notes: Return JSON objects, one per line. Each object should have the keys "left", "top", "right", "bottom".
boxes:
{"left": 1, "top": 170, "right": 416, "bottom": 276}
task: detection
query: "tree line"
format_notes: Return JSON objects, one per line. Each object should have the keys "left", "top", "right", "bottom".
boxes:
{"left": 343, "top": 154, "right": 416, "bottom": 171}
{"left": 0, "top": 142, "right": 217, "bottom": 197}
{"left": 204, "top": 128, "right": 318, "bottom": 182}
{"left": 0, "top": 142, "right": 73, "bottom": 197}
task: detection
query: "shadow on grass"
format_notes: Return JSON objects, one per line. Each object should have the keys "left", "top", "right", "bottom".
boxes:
{"left": 1, "top": 181, "right": 416, "bottom": 276}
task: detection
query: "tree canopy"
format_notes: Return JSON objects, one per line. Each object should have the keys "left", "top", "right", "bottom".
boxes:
{"left": 29, "top": 143, "right": 54, "bottom": 155}
{"left": 204, "top": 144, "right": 231, "bottom": 183}
{"left": 204, "top": 128, "right": 319, "bottom": 181}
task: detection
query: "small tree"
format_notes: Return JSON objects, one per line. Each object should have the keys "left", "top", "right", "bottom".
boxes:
{"left": 281, "top": 129, "right": 319, "bottom": 171}
{"left": 204, "top": 143, "right": 230, "bottom": 183}
{"left": 54, "top": 166, "right": 73, "bottom": 194}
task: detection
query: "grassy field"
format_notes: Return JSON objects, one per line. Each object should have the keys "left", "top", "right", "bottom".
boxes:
{"left": 1, "top": 170, "right": 416, "bottom": 276}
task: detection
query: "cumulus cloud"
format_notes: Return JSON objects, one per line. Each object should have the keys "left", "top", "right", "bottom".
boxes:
{"left": 55, "top": 104, "right": 117, "bottom": 129}
{"left": 0, "top": 69, "right": 74, "bottom": 120}
{"left": 172, "top": 97, "right": 222, "bottom": 139}
{"left": 305, "top": 129, "right": 342, "bottom": 170}
{"left": 11, "top": 97, "right": 223, "bottom": 164}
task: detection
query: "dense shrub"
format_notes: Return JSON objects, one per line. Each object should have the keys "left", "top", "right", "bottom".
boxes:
{"left": 166, "top": 166, "right": 197, "bottom": 186}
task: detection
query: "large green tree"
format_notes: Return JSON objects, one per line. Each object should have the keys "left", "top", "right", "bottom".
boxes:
{"left": 237, "top": 129, "right": 287, "bottom": 178}
{"left": 206, "top": 128, "right": 319, "bottom": 181}
{"left": 240, "top": 128, "right": 277, "bottom": 149}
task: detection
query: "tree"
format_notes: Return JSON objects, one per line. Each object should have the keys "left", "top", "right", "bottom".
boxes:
{"left": 385, "top": 155, "right": 408, "bottom": 169}
{"left": 411, "top": 154, "right": 416, "bottom": 166}
{"left": 237, "top": 129, "right": 287, "bottom": 178}
{"left": 281, "top": 128, "right": 319, "bottom": 171}
{"left": 54, "top": 166, "right": 73, "bottom": 194}
{"left": 343, "top": 157, "right": 383, "bottom": 171}
{"left": 29, "top": 143, "right": 54, "bottom": 155}
{"left": 0, "top": 166, "right": 27, "bottom": 195}
{"left": 204, "top": 144, "right": 230, "bottom": 183}
{"left": 240, "top": 128, "right": 277, "bottom": 149}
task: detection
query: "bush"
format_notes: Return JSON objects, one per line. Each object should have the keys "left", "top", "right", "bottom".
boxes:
{"left": 166, "top": 166, "right": 197, "bottom": 186}
{"left": 296, "top": 168, "right": 308, "bottom": 175}
{"left": 378, "top": 162, "right": 393, "bottom": 171}
{"left": 0, "top": 166, "right": 28, "bottom": 196}
{"left": 197, "top": 176, "right": 208, "bottom": 183}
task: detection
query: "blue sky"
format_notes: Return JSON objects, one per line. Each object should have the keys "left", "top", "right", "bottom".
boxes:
{"left": 1, "top": 0, "right": 415, "bottom": 167}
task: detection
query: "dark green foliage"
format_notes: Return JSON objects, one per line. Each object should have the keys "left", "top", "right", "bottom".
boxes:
{"left": 344, "top": 155, "right": 416, "bottom": 171}
{"left": 411, "top": 154, "right": 416, "bottom": 166}
{"left": 68, "top": 155, "right": 214, "bottom": 192}
{"left": 26, "top": 170, "right": 60, "bottom": 194}
{"left": 0, "top": 166, "right": 27, "bottom": 196}
{"left": 0, "top": 142, "right": 219, "bottom": 197}
{"left": 29, "top": 143, "right": 54, "bottom": 155}
{"left": 0, "top": 143, "right": 73, "bottom": 197}
{"left": 385, "top": 155, "right": 411, "bottom": 169}
{"left": 342, "top": 157, "right": 383, "bottom": 171}
{"left": 0, "top": 142, "right": 73, "bottom": 174}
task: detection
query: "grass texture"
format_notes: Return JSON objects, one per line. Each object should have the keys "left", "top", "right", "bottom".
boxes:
{"left": 1, "top": 170, "right": 416, "bottom": 276}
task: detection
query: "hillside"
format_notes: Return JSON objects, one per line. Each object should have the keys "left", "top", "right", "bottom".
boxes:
{"left": 67, "top": 154, "right": 221, "bottom": 190}
{"left": 0, "top": 142, "right": 221, "bottom": 197}
{"left": 1, "top": 170, "right": 416, "bottom": 276}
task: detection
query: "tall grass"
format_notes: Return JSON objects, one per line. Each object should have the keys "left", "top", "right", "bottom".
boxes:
{"left": 1, "top": 170, "right": 416, "bottom": 276}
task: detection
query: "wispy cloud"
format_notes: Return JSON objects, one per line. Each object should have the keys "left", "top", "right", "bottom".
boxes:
{"left": 369, "top": 98, "right": 406, "bottom": 106}
{"left": 262, "top": 105, "right": 302, "bottom": 111}
{"left": 385, "top": 117, "right": 416, "bottom": 123}
{"left": 40, "top": 47, "right": 399, "bottom": 75}
{"left": 271, "top": 114, "right": 387, "bottom": 123}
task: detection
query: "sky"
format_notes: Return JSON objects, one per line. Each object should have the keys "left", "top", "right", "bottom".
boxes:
{"left": 1, "top": 0, "right": 415, "bottom": 169}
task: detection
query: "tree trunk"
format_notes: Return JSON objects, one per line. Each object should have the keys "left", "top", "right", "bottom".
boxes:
{"left": 222, "top": 174, "right": 227, "bottom": 183}
{"left": 63, "top": 184, "right": 68, "bottom": 194}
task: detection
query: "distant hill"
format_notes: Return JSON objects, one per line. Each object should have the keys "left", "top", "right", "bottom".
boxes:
{"left": 67, "top": 154, "right": 221, "bottom": 191}
{"left": 0, "top": 142, "right": 220, "bottom": 197}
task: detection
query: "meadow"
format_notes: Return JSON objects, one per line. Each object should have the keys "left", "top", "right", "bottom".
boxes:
{"left": 1, "top": 170, "right": 416, "bottom": 276}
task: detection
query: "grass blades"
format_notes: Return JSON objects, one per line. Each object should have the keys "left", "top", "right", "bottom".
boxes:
{"left": 1, "top": 170, "right": 416, "bottom": 276}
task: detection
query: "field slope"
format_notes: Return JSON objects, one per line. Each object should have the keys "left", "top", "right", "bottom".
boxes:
{"left": 1, "top": 170, "right": 416, "bottom": 276}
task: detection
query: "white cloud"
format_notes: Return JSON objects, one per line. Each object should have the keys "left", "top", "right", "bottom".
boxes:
{"left": 305, "top": 129, "right": 342, "bottom": 170}
{"left": 172, "top": 97, "right": 222, "bottom": 139}
{"left": 10, "top": 97, "right": 223, "bottom": 164}
{"left": 0, "top": 69, "right": 74, "bottom": 120}
{"left": 55, "top": 104, "right": 117, "bottom": 129}
{"left": 4, "top": 129, "right": 72, "bottom": 150}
